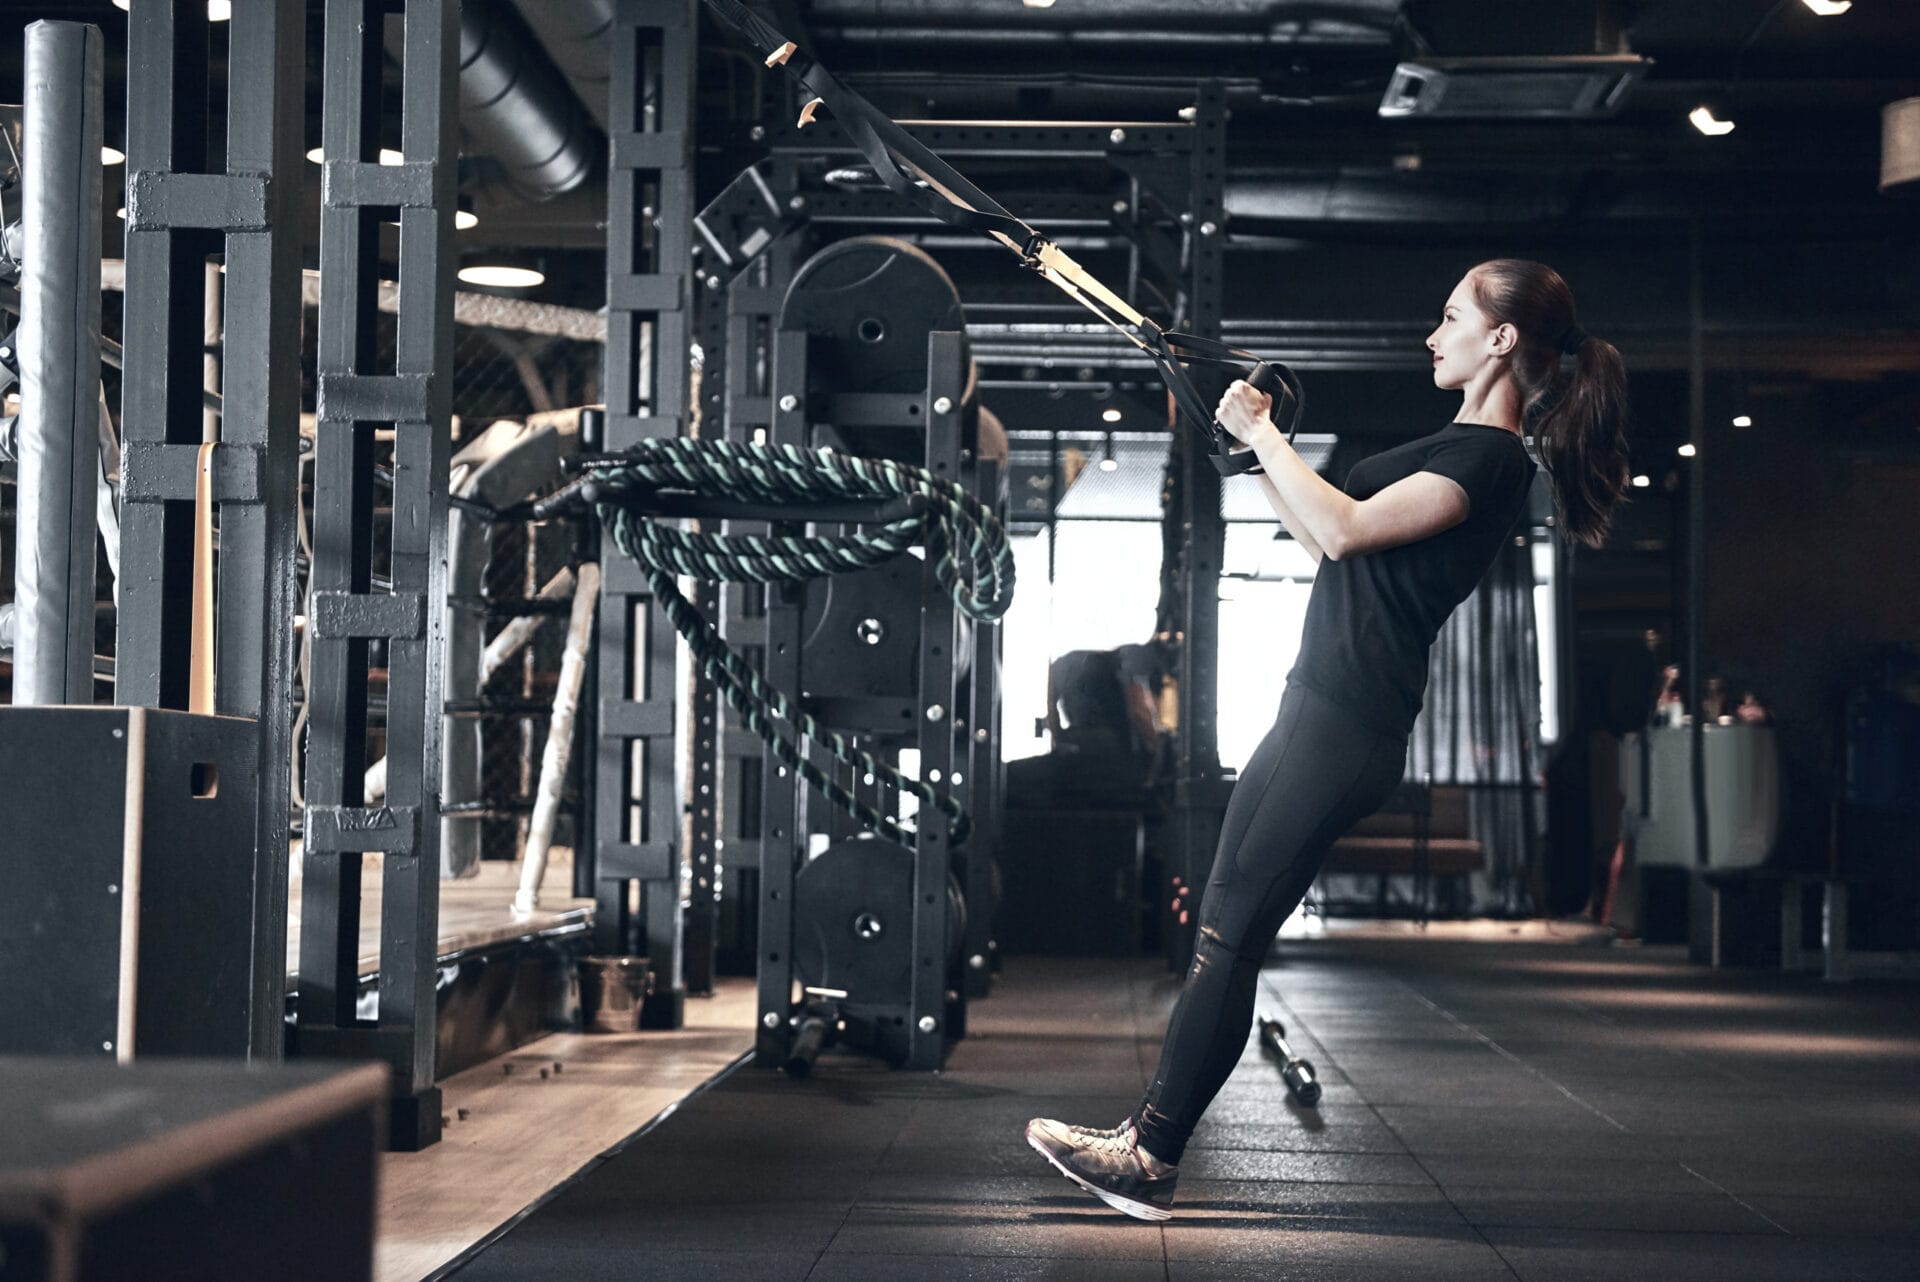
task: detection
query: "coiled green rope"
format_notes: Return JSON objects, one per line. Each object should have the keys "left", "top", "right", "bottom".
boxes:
{"left": 581, "top": 438, "right": 1016, "bottom": 847}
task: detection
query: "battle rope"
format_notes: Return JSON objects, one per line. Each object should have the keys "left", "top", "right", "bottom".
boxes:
{"left": 699, "top": 0, "right": 1307, "bottom": 477}
{"left": 571, "top": 438, "right": 1016, "bottom": 847}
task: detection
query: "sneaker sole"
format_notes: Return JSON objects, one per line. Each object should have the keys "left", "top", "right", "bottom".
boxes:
{"left": 1024, "top": 1129, "right": 1174, "bottom": 1223}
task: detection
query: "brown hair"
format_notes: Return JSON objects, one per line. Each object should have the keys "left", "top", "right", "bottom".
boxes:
{"left": 1470, "top": 259, "right": 1632, "bottom": 550}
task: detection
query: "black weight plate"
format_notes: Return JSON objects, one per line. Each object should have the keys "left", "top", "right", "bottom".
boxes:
{"left": 780, "top": 236, "right": 966, "bottom": 396}
{"left": 793, "top": 838, "right": 917, "bottom": 1004}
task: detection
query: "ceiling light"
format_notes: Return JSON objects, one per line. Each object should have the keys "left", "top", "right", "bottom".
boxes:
{"left": 1689, "top": 106, "right": 1735, "bottom": 137}
{"left": 458, "top": 264, "right": 544, "bottom": 288}
{"left": 306, "top": 147, "right": 406, "bottom": 165}
{"left": 1631, "top": 474, "right": 1651, "bottom": 488}
{"left": 1098, "top": 431, "right": 1119, "bottom": 472}
{"left": 1101, "top": 407, "right": 1123, "bottom": 423}
{"left": 114, "top": 206, "right": 126, "bottom": 220}
{"left": 1732, "top": 415, "right": 1753, "bottom": 428}
{"left": 1022, "top": 0, "right": 1058, "bottom": 8}
{"left": 112, "top": 1, "right": 231, "bottom": 15}
{"left": 1678, "top": 443, "right": 1697, "bottom": 458}
{"left": 454, "top": 208, "right": 479, "bottom": 231}
{"left": 1801, "top": 1, "right": 1851, "bottom": 15}
{"left": 101, "top": 146, "right": 124, "bottom": 166}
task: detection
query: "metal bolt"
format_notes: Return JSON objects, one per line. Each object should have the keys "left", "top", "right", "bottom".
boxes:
{"left": 750, "top": 125, "right": 767, "bottom": 141}
{"left": 705, "top": 274, "right": 722, "bottom": 290}
{"left": 856, "top": 617, "right": 886, "bottom": 646}
{"left": 975, "top": 728, "right": 989, "bottom": 743}
{"left": 926, "top": 704, "right": 946, "bottom": 723}
{"left": 107, "top": 883, "right": 119, "bottom": 895}
{"left": 1178, "top": 106, "right": 1198, "bottom": 121}
{"left": 1199, "top": 220, "right": 1218, "bottom": 236}
{"left": 102, "top": 1041, "right": 113, "bottom": 1052}
{"left": 788, "top": 195, "right": 807, "bottom": 212}
{"left": 969, "top": 954, "right": 987, "bottom": 970}
{"left": 1109, "top": 128, "right": 1127, "bottom": 145}
{"left": 932, "top": 396, "right": 953, "bottom": 414}
{"left": 778, "top": 394, "right": 799, "bottom": 413}
{"left": 762, "top": 1011, "right": 781, "bottom": 1029}
{"left": 917, "top": 1016, "right": 938, "bottom": 1034}
{"left": 1112, "top": 199, "right": 1128, "bottom": 215}
{"left": 1180, "top": 211, "right": 1193, "bottom": 226}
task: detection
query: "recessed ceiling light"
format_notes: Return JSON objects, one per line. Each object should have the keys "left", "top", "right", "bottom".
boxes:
{"left": 1098, "top": 456, "right": 1119, "bottom": 472}
{"left": 454, "top": 209, "right": 479, "bottom": 231}
{"left": 305, "top": 147, "right": 406, "bottom": 165}
{"left": 1732, "top": 415, "right": 1753, "bottom": 428}
{"left": 1689, "top": 106, "right": 1735, "bottom": 137}
{"left": 457, "top": 264, "right": 544, "bottom": 288}
{"left": 112, "top": 1, "right": 231, "bottom": 15}
{"left": 1678, "top": 443, "right": 1698, "bottom": 458}
{"left": 1101, "top": 407, "right": 1123, "bottom": 423}
{"left": 1801, "top": 1, "right": 1851, "bottom": 16}
{"left": 1022, "top": 0, "right": 1058, "bottom": 8}
{"left": 101, "top": 146, "right": 125, "bottom": 166}
{"left": 1631, "top": 474, "right": 1651, "bottom": 488}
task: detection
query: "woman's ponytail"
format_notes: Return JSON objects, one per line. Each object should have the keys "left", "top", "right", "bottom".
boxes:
{"left": 1470, "top": 260, "right": 1632, "bottom": 550}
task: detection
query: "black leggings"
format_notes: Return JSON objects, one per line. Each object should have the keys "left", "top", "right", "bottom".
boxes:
{"left": 1133, "top": 681, "right": 1407, "bottom": 1164}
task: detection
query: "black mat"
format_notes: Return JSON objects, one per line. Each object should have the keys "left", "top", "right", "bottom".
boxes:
{"left": 446, "top": 943, "right": 1920, "bottom": 1281}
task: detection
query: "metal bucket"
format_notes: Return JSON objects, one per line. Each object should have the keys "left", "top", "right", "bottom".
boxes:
{"left": 579, "top": 955, "right": 653, "bottom": 1033}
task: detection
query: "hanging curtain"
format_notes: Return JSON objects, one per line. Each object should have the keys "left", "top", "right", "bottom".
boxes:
{"left": 1405, "top": 532, "right": 1545, "bottom": 914}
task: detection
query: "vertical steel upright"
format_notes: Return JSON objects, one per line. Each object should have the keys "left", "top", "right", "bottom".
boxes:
{"left": 118, "top": 1, "right": 305, "bottom": 1061}
{"left": 15, "top": 20, "right": 103, "bottom": 708}
{"left": 713, "top": 226, "right": 800, "bottom": 974}
{"left": 594, "top": 0, "right": 698, "bottom": 1027}
{"left": 299, "top": 0, "right": 457, "bottom": 1150}
{"left": 1168, "top": 83, "right": 1230, "bottom": 970}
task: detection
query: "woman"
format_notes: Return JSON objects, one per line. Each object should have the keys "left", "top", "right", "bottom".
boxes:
{"left": 1025, "top": 258, "right": 1632, "bottom": 1221}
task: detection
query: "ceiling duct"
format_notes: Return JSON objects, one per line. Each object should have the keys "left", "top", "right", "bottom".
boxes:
{"left": 1378, "top": 54, "right": 1649, "bottom": 118}
{"left": 1882, "top": 97, "right": 1920, "bottom": 197}
{"left": 509, "top": 0, "right": 613, "bottom": 131}
{"left": 454, "top": 0, "right": 598, "bottom": 200}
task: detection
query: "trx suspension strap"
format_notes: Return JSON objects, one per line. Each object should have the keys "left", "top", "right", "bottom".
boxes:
{"left": 699, "top": 0, "right": 1305, "bottom": 477}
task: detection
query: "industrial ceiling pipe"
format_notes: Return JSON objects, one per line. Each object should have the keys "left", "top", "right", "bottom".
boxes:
{"left": 454, "top": 0, "right": 598, "bottom": 200}
{"left": 510, "top": 0, "right": 613, "bottom": 131}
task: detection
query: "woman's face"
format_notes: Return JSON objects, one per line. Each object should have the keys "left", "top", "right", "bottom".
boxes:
{"left": 1426, "top": 272, "right": 1512, "bottom": 391}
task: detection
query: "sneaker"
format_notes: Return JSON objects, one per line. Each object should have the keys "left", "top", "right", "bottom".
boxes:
{"left": 1024, "top": 1117, "right": 1178, "bottom": 1221}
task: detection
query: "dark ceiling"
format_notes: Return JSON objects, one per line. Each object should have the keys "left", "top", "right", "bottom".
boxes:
{"left": 3, "top": 0, "right": 1918, "bottom": 434}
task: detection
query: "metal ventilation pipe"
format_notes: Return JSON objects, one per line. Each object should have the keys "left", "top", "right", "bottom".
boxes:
{"left": 510, "top": 0, "right": 613, "bottom": 131}
{"left": 456, "top": 0, "right": 597, "bottom": 200}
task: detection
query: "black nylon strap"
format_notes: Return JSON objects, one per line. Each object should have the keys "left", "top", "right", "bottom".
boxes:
{"left": 700, "top": 0, "right": 1305, "bottom": 475}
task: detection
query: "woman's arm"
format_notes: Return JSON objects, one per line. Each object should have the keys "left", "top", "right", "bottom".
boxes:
{"left": 1222, "top": 382, "right": 1470, "bottom": 561}
{"left": 1237, "top": 458, "right": 1326, "bottom": 564}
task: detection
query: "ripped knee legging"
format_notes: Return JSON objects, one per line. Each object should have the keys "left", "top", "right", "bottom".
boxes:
{"left": 1132, "top": 681, "right": 1407, "bottom": 1165}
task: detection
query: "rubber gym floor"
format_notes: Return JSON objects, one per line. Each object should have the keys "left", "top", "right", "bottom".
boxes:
{"left": 446, "top": 941, "right": 1920, "bottom": 1281}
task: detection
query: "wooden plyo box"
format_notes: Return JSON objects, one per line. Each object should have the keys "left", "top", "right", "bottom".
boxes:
{"left": 0, "top": 1057, "right": 384, "bottom": 1282}
{"left": 0, "top": 706, "right": 259, "bottom": 1060}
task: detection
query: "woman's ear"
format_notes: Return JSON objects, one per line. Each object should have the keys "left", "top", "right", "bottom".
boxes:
{"left": 1489, "top": 322, "right": 1518, "bottom": 357}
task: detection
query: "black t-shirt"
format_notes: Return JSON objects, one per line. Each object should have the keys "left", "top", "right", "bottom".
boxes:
{"left": 1286, "top": 422, "right": 1537, "bottom": 740}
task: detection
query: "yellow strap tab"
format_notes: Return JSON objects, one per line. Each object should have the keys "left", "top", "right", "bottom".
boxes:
{"left": 765, "top": 41, "right": 797, "bottom": 68}
{"left": 797, "top": 96, "right": 825, "bottom": 128}
{"left": 189, "top": 440, "right": 217, "bottom": 715}
{"left": 1034, "top": 242, "right": 1148, "bottom": 327}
